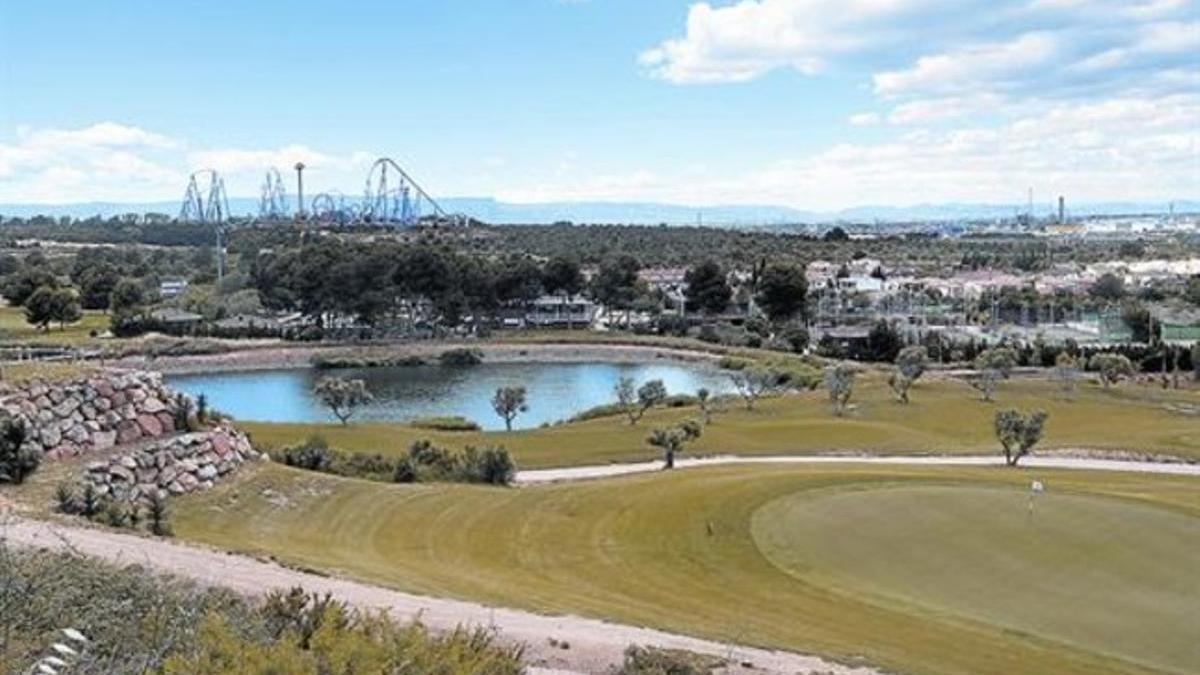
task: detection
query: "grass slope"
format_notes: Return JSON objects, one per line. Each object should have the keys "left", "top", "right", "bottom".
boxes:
{"left": 175, "top": 462, "right": 1200, "bottom": 675}
{"left": 0, "top": 304, "right": 109, "bottom": 345}
{"left": 238, "top": 376, "right": 1200, "bottom": 468}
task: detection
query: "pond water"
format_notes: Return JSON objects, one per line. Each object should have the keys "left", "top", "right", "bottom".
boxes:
{"left": 168, "top": 361, "right": 732, "bottom": 431}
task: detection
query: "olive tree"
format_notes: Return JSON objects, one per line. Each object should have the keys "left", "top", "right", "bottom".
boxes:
{"left": 647, "top": 419, "right": 703, "bottom": 469}
{"left": 614, "top": 377, "right": 666, "bottom": 425}
{"left": 1088, "top": 353, "right": 1135, "bottom": 388}
{"left": 490, "top": 386, "right": 528, "bottom": 431}
{"left": 969, "top": 347, "right": 1018, "bottom": 402}
{"left": 1053, "top": 353, "right": 1081, "bottom": 400}
{"left": 994, "top": 409, "right": 1048, "bottom": 466}
{"left": 313, "top": 377, "right": 373, "bottom": 426}
{"left": 888, "top": 346, "right": 928, "bottom": 404}
{"left": 695, "top": 387, "right": 713, "bottom": 424}
{"left": 824, "top": 363, "right": 857, "bottom": 416}
{"left": 728, "top": 367, "right": 780, "bottom": 410}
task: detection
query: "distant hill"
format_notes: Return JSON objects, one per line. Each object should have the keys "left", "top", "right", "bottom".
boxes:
{"left": 1, "top": 197, "right": 1195, "bottom": 225}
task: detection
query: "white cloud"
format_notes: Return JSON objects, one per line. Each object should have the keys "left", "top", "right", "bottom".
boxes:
{"left": 887, "top": 93, "right": 1008, "bottom": 124}
{"left": 0, "top": 122, "right": 183, "bottom": 203}
{"left": 491, "top": 95, "right": 1199, "bottom": 210}
{"left": 848, "top": 112, "right": 882, "bottom": 126}
{"left": 188, "top": 145, "right": 372, "bottom": 174}
{"left": 873, "top": 32, "right": 1059, "bottom": 97}
{"left": 0, "top": 123, "right": 378, "bottom": 204}
{"left": 639, "top": 0, "right": 925, "bottom": 84}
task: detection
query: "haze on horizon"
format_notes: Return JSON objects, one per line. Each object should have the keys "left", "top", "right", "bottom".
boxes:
{"left": 1, "top": 0, "right": 1197, "bottom": 211}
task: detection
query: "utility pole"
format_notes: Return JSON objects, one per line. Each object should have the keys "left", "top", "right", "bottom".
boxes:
{"left": 215, "top": 226, "right": 224, "bottom": 288}
{"left": 294, "top": 162, "right": 306, "bottom": 219}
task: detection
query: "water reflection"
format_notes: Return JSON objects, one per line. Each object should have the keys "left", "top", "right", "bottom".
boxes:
{"left": 169, "top": 361, "right": 732, "bottom": 431}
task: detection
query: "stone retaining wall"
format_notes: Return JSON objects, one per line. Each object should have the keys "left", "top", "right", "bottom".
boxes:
{"left": 0, "top": 370, "right": 184, "bottom": 458}
{"left": 84, "top": 427, "right": 262, "bottom": 502}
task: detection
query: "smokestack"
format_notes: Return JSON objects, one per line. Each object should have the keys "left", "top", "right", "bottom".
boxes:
{"left": 1058, "top": 195, "right": 1065, "bottom": 224}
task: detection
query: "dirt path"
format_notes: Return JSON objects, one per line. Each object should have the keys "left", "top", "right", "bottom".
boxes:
{"left": 1, "top": 516, "right": 878, "bottom": 675}
{"left": 515, "top": 454, "right": 1200, "bottom": 484}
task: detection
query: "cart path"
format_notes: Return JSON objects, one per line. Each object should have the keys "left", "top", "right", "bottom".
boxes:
{"left": 515, "top": 453, "right": 1200, "bottom": 484}
{"left": 2, "top": 516, "right": 879, "bottom": 675}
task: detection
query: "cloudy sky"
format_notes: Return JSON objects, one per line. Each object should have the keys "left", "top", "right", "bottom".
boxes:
{"left": 1, "top": 0, "right": 1196, "bottom": 209}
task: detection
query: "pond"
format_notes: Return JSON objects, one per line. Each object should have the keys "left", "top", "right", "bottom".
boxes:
{"left": 168, "top": 361, "right": 733, "bottom": 431}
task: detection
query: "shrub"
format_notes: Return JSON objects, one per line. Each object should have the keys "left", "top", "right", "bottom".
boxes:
{"left": 312, "top": 354, "right": 426, "bottom": 369}
{"left": 620, "top": 645, "right": 725, "bottom": 674}
{"left": 147, "top": 491, "right": 173, "bottom": 537}
{"left": 655, "top": 314, "right": 689, "bottom": 337}
{"left": 79, "top": 482, "right": 103, "bottom": 518}
{"left": 662, "top": 393, "right": 699, "bottom": 408}
{"left": 0, "top": 415, "right": 37, "bottom": 485}
{"left": 717, "top": 356, "right": 750, "bottom": 371}
{"left": 408, "top": 416, "right": 481, "bottom": 432}
{"left": 55, "top": 482, "right": 78, "bottom": 514}
{"left": 438, "top": 347, "right": 483, "bottom": 366}
{"left": 458, "top": 446, "right": 517, "bottom": 485}
{"left": 780, "top": 322, "right": 809, "bottom": 353}
{"left": 0, "top": 546, "right": 524, "bottom": 674}
{"left": 276, "top": 435, "right": 334, "bottom": 472}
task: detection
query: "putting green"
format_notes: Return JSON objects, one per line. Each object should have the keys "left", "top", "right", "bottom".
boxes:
{"left": 752, "top": 485, "right": 1200, "bottom": 674}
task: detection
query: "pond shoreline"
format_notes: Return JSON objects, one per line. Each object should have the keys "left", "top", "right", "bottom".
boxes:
{"left": 118, "top": 341, "right": 725, "bottom": 376}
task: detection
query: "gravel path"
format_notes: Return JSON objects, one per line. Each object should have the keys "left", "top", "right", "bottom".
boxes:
{"left": 1, "top": 516, "right": 878, "bottom": 675}
{"left": 515, "top": 454, "right": 1200, "bottom": 484}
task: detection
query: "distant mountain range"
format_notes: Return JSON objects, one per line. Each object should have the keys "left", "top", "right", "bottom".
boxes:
{"left": 1, "top": 197, "right": 1196, "bottom": 226}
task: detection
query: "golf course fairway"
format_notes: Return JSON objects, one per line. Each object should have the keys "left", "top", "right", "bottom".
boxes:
{"left": 175, "top": 462, "right": 1200, "bottom": 675}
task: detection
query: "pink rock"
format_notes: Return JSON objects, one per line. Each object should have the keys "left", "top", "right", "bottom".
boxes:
{"left": 136, "top": 414, "right": 163, "bottom": 437}
{"left": 156, "top": 411, "right": 176, "bottom": 432}
{"left": 117, "top": 420, "right": 143, "bottom": 444}
{"left": 110, "top": 392, "right": 127, "bottom": 407}
{"left": 210, "top": 432, "right": 233, "bottom": 457}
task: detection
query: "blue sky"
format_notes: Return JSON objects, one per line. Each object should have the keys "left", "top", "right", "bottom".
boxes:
{"left": 1, "top": 0, "right": 1197, "bottom": 209}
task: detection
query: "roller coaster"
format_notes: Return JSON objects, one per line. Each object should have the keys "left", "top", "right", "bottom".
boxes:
{"left": 179, "top": 169, "right": 230, "bottom": 224}
{"left": 177, "top": 157, "right": 458, "bottom": 227}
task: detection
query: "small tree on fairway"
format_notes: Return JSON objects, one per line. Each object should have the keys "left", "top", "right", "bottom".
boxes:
{"left": 614, "top": 377, "right": 667, "bottom": 425}
{"left": 969, "top": 347, "right": 1018, "bottom": 402}
{"left": 728, "top": 367, "right": 780, "bottom": 410}
{"left": 313, "top": 377, "right": 373, "bottom": 426}
{"left": 696, "top": 387, "right": 713, "bottom": 424}
{"left": 994, "top": 409, "right": 1048, "bottom": 466}
{"left": 635, "top": 379, "right": 667, "bottom": 423}
{"left": 889, "top": 346, "right": 928, "bottom": 403}
{"left": 615, "top": 376, "right": 637, "bottom": 423}
{"left": 491, "top": 386, "right": 528, "bottom": 431}
{"left": 824, "top": 364, "right": 857, "bottom": 416}
{"left": 648, "top": 419, "right": 703, "bottom": 469}
{"left": 0, "top": 416, "right": 36, "bottom": 484}
{"left": 1053, "top": 353, "right": 1081, "bottom": 400}
{"left": 1088, "top": 353, "right": 1135, "bottom": 389}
